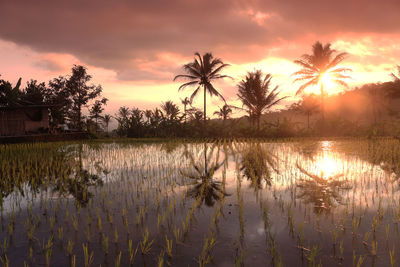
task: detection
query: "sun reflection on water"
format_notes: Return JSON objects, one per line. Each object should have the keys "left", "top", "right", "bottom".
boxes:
{"left": 315, "top": 141, "right": 341, "bottom": 178}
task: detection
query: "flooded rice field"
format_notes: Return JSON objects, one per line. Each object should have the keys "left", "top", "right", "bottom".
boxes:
{"left": 1, "top": 138, "right": 400, "bottom": 266}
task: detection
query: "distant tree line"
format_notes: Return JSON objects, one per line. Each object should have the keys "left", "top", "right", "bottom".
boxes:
{"left": 2, "top": 41, "right": 400, "bottom": 138}
{"left": 0, "top": 65, "right": 108, "bottom": 132}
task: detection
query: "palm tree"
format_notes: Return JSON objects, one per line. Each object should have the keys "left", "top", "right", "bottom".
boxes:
{"left": 292, "top": 41, "right": 351, "bottom": 121}
{"left": 161, "top": 100, "right": 180, "bottom": 121}
{"left": 213, "top": 104, "right": 232, "bottom": 121}
{"left": 174, "top": 52, "right": 231, "bottom": 126}
{"left": 181, "top": 97, "right": 192, "bottom": 123}
{"left": 102, "top": 114, "right": 112, "bottom": 132}
{"left": 297, "top": 94, "right": 320, "bottom": 129}
{"left": 237, "top": 70, "right": 287, "bottom": 132}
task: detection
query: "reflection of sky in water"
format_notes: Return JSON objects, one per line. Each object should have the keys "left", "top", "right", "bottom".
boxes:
{"left": 2, "top": 140, "right": 398, "bottom": 216}
{"left": 2, "top": 140, "right": 400, "bottom": 267}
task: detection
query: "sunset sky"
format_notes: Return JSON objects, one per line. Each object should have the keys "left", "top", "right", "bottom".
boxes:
{"left": 1, "top": 0, "right": 399, "bottom": 118}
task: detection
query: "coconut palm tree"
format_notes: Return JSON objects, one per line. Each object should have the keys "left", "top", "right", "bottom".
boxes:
{"left": 161, "top": 100, "right": 180, "bottom": 121}
{"left": 102, "top": 114, "right": 112, "bottom": 133}
{"left": 213, "top": 104, "right": 232, "bottom": 121}
{"left": 174, "top": 52, "right": 231, "bottom": 126}
{"left": 237, "top": 70, "right": 287, "bottom": 132}
{"left": 181, "top": 97, "right": 192, "bottom": 123}
{"left": 292, "top": 41, "right": 351, "bottom": 121}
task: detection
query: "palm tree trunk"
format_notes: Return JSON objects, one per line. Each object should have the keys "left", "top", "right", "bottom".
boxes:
{"left": 204, "top": 142, "right": 207, "bottom": 172}
{"left": 320, "top": 83, "right": 325, "bottom": 128}
{"left": 203, "top": 85, "right": 207, "bottom": 128}
{"left": 307, "top": 112, "right": 310, "bottom": 129}
{"left": 184, "top": 104, "right": 187, "bottom": 124}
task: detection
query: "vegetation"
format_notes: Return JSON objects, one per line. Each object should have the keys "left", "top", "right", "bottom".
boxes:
{"left": 0, "top": 138, "right": 400, "bottom": 266}
{"left": 292, "top": 41, "right": 351, "bottom": 121}
{"left": 173, "top": 52, "right": 231, "bottom": 125}
{"left": 1, "top": 65, "right": 108, "bottom": 133}
{"left": 1, "top": 42, "right": 400, "bottom": 139}
{"left": 236, "top": 70, "right": 287, "bottom": 132}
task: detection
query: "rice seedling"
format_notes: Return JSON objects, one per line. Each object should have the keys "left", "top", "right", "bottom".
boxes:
{"left": 139, "top": 228, "right": 154, "bottom": 255}
{"left": 67, "top": 240, "right": 74, "bottom": 257}
{"left": 115, "top": 251, "right": 122, "bottom": 267}
{"left": 82, "top": 243, "right": 94, "bottom": 267}
{"left": 128, "top": 239, "right": 139, "bottom": 265}
{"left": 2, "top": 139, "right": 400, "bottom": 266}
{"left": 102, "top": 234, "right": 109, "bottom": 254}
{"left": 165, "top": 235, "right": 173, "bottom": 258}
{"left": 58, "top": 227, "right": 64, "bottom": 241}
{"left": 197, "top": 233, "right": 216, "bottom": 267}
{"left": 390, "top": 246, "right": 396, "bottom": 267}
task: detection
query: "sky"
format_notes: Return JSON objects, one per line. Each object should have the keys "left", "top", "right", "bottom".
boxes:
{"left": 1, "top": 0, "right": 400, "bottom": 119}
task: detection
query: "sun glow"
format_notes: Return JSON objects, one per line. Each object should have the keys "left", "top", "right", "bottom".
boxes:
{"left": 320, "top": 72, "right": 338, "bottom": 95}
{"left": 315, "top": 141, "right": 341, "bottom": 178}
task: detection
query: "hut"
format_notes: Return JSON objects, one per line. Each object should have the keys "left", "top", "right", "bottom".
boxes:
{"left": 0, "top": 105, "right": 50, "bottom": 136}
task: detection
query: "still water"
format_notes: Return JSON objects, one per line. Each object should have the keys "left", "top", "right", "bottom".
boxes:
{"left": 0, "top": 139, "right": 399, "bottom": 266}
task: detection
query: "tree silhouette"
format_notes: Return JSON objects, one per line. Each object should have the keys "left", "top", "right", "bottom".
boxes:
{"left": 0, "top": 77, "right": 22, "bottom": 107}
{"left": 22, "top": 79, "right": 46, "bottom": 105}
{"left": 161, "top": 100, "right": 180, "bottom": 121}
{"left": 237, "top": 70, "right": 287, "bottom": 132}
{"left": 174, "top": 52, "right": 231, "bottom": 127}
{"left": 388, "top": 65, "right": 400, "bottom": 98}
{"left": 213, "top": 104, "right": 232, "bottom": 121}
{"left": 181, "top": 97, "right": 192, "bottom": 123}
{"left": 102, "top": 114, "right": 112, "bottom": 133}
{"left": 89, "top": 99, "right": 108, "bottom": 132}
{"left": 292, "top": 41, "right": 351, "bottom": 122}
{"left": 294, "top": 94, "right": 320, "bottom": 129}
{"left": 66, "top": 65, "right": 104, "bottom": 130}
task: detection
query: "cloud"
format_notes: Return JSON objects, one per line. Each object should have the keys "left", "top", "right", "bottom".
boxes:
{"left": 0, "top": 0, "right": 393, "bottom": 81}
{"left": 34, "top": 58, "right": 64, "bottom": 72}
{"left": 1, "top": 0, "right": 400, "bottom": 86}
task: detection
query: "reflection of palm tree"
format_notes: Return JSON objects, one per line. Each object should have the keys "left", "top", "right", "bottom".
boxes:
{"left": 236, "top": 70, "right": 287, "bottom": 132}
{"left": 293, "top": 41, "right": 351, "bottom": 121}
{"left": 296, "top": 163, "right": 351, "bottom": 213}
{"left": 181, "top": 143, "right": 229, "bottom": 207}
{"left": 174, "top": 52, "right": 231, "bottom": 126}
{"left": 160, "top": 141, "right": 180, "bottom": 154}
{"left": 240, "top": 144, "right": 279, "bottom": 190}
